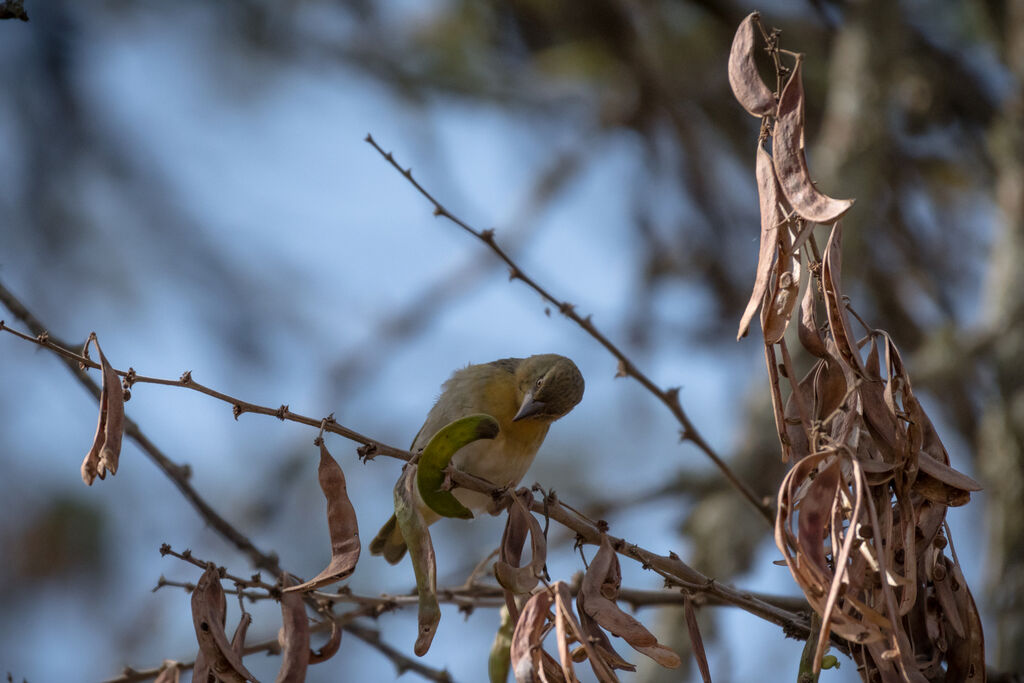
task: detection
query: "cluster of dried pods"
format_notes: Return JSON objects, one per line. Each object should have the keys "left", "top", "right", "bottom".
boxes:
{"left": 730, "top": 12, "right": 984, "bottom": 682}
{"left": 499, "top": 535, "right": 683, "bottom": 683}
{"left": 395, "top": 414, "right": 686, "bottom": 681}
{"left": 150, "top": 437, "right": 352, "bottom": 683}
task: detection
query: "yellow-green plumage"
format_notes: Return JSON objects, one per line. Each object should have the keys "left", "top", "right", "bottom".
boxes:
{"left": 369, "top": 354, "right": 584, "bottom": 564}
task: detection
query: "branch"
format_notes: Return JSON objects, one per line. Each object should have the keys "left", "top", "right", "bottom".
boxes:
{"left": 0, "top": 282, "right": 454, "bottom": 683}
{"left": 1, "top": 280, "right": 825, "bottom": 667}
{"left": 0, "top": 285, "right": 412, "bottom": 465}
{"left": 364, "top": 134, "right": 773, "bottom": 525}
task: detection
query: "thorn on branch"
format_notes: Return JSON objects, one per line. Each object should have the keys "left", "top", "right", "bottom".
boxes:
{"left": 179, "top": 370, "right": 192, "bottom": 384}
{"left": 357, "top": 443, "right": 379, "bottom": 462}
{"left": 276, "top": 404, "right": 289, "bottom": 420}
{"left": 508, "top": 267, "right": 521, "bottom": 281}
{"left": 232, "top": 404, "right": 243, "bottom": 420}
{"left": 558, "top": 302, "right": 575, "bottom": 316}
{"left": 480, "top": 228, "right": 495, "bottom": 244}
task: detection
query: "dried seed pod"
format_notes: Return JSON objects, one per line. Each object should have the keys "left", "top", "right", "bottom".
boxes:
{"left": 494, "top": 490, "right": 547, "bottom": 595}
{"left": 551, "top": 586, "right": 580, "bottom": 683}
{"left": 230, "top": 612, "right": 252, "bottom": 656}
{"left": 762, "top": 226, "right": 802, "bottom": 344}
{"left": 580, "top": 535, "right": 679, "bottom": 668}
{"left": 81, "top": 335, "right": 125, "bottom": 485}
{"left": 275, "top": 575, "right": 311, "bottom": 683}
{"left": 190, "top": 565, "right": 257, "bottom": 683}
{"left": 510, "top": 588, "right": 553, "bottom": 683}
{"left": 821, "top": 223, "right": 866, "bottom": 376}
{"left": 738, "top": 144, "right": 785, "bottom": 340}
{"left": 771, "top": 59, "right": 854, "bottom": 223}
{"left": 309, "top": 620, "right": 341, "bottom": 665}
{"left": 798, "top": 461, "right": 840, "bottom": 576}
{"left": 575, "top": 590, "right": 633, "bottom": 676}
{"left": 728, "top": 12, "right": 775, "bottom": 117}
{"left": 798, "top": 266, "right": 829, "bottom": 358}
{"left": 284, "top": 440, "right": 361, "bottom": 593}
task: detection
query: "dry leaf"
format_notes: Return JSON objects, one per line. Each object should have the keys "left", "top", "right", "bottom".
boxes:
{"left": 284, "top": 440, "right": 361, "bottom": 593}
{"left": 81, "top": 335, "right": 125, "bottom": 485}
{"left": 771, "top": 59, "right": 854, "bottom": 223}
{"left": 727, "top": 12, "right": 775, "bottom": 117}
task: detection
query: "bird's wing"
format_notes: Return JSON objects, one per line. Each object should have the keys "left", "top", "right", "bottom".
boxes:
{"left": 410, "top": 360, "right": 520, "bottom": 451}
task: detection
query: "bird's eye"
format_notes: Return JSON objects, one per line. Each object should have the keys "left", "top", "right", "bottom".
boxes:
{"left": 535, "top": 378, "right": 544, "bottom": 390}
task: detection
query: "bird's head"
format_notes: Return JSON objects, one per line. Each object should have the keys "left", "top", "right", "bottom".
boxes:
{"left": 512, "top": 354, "right": 585, "bottom": 422}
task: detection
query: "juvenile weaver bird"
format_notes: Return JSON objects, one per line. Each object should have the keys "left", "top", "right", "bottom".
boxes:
{"left": 369, "top": 354, "right": 584, "bottom": 564}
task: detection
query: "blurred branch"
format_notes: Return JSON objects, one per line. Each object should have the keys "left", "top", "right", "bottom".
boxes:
{"left": 106, "top": 613, "right": 454, "bottom": 683}
{"left": 328, "top": 144, "right": 587, "bottom": 394}
{"left": 0, "top": 0, "right": 27, "bottom": 20}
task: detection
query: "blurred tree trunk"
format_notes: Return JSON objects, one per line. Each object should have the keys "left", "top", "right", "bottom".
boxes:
{"left": 980, "top": 0, "right": 1024, "bottom": 671}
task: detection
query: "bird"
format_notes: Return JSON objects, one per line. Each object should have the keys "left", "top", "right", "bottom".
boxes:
{"left": 369, "top": 354, "right": 584, "bottom": 564}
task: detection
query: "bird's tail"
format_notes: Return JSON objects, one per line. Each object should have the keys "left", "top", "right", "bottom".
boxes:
{"left": 368, "top": 514, "right": 407, "bottom": 564}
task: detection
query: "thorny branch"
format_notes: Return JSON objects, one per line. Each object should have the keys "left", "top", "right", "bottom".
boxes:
{"left": 0, "top": 289, "right": 809, "bottom": 619}
{"left": 364, "top": 133, "right": 774, "bottom": 526}
{"left": 0, "top": 276, "right": 825, "bottom": 672}
{"left": 0, "top": 282, "right": 453, "bottom": 683}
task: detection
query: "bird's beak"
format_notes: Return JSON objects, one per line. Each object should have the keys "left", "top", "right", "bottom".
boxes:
{"left": 513, "top": 391, "right": 546, "bottom": 421}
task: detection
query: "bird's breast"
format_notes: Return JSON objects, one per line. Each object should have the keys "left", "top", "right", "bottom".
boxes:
{"left": 449, "top": 422, "right": 549, "bottom": 510}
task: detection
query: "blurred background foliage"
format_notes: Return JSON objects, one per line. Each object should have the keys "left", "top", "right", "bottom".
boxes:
{"left": 1, "top": 0, "right": 1021, "bottom": 681}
